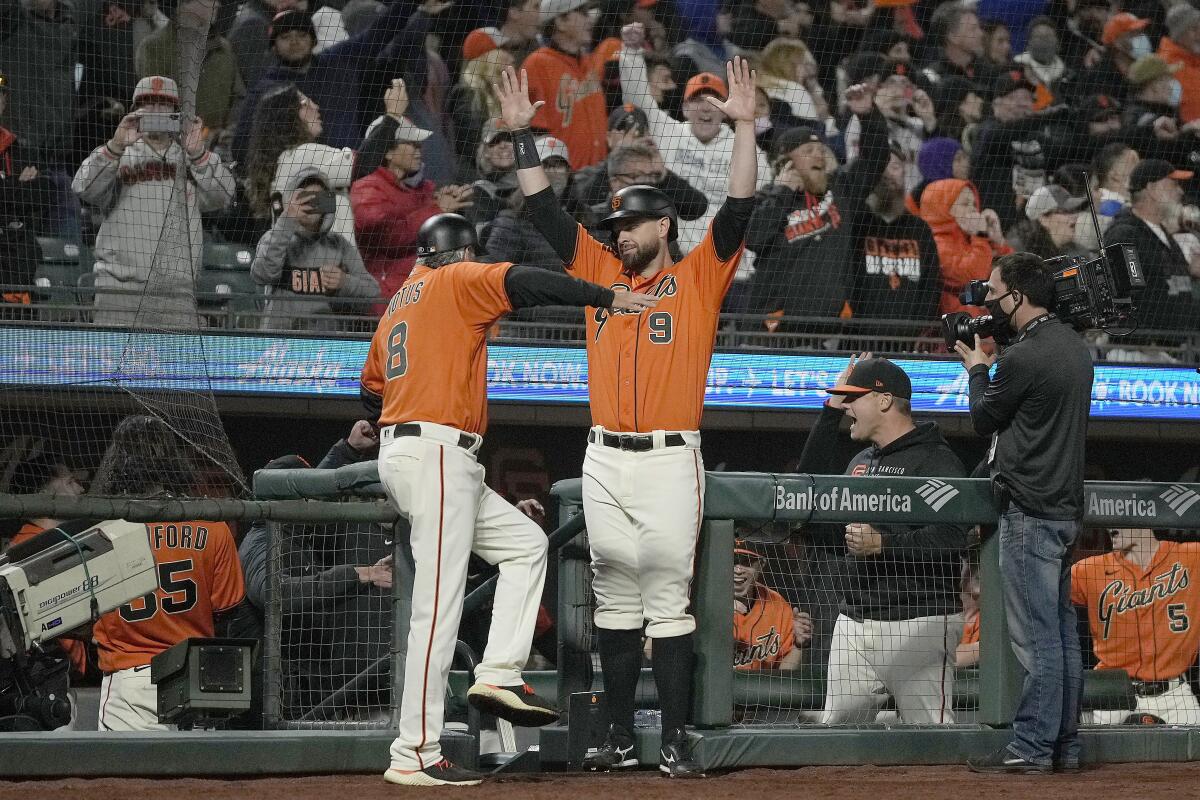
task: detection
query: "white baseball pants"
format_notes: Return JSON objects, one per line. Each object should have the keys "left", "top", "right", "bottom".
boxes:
{"left": 582, "top": 426, "right": 704, "bottom": 639}
{"left": 821, "top": 612, "right": 964, "bottom": 725}
{"left": 379, "top": 422, "right": 548, "bottom": 772}
{"left": 1090, "top": 677, "right": 1200, "bottom": 725}
{"left": 99, "top": 665, "right": 174, "bottom": 731}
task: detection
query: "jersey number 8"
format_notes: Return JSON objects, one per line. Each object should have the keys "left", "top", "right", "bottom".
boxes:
{"left": 385, "top": 321, "right": 409, "bottom": 379}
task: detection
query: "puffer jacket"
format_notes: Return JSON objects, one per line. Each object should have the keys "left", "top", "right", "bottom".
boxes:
{"left": 917, "top": 178, "right": 1012, "bottom": 316}
{"left": 349, "top": 165, "right": 439, "bottom": 313}
{"left": 251, "top": 167, "right": 379, "bottom": 331}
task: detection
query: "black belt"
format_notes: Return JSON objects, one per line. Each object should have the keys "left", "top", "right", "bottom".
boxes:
{"left": 392, "top": 423, "right": 477, "bottom": 451}
{"left": 589, "top": 430, "right": 685, "bottom": 452}
{"left": 1132, "top": 678, "right": 1177, "bottom": 697}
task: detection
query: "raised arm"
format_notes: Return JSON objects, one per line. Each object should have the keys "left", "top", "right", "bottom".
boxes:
{"left": 494, "top": 67, "right": 580, "bottom": 263}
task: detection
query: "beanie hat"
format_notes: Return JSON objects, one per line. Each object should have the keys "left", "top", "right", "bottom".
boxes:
{"left": 917, "top": 137, "right": 962, "bottom": 182}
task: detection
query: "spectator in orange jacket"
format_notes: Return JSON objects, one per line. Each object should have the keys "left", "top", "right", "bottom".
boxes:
{"left": 521, "top": 0, "right": 608, "bottom": 169}
{"left": 350, "top": 115, "right": 475, "bottom": 313}
{"left": 917, "top": 178, "right": 1012, "bottom": 316}
{"left": 1158, "top": 3, "right": 1200, "bottom": 125}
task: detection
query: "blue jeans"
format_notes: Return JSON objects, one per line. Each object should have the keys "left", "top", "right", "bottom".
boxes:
{"left": 998, "top": 506, "right": 1083, "bottom": 766}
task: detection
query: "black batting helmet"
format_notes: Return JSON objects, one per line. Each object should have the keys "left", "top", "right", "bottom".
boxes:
{"left": 416, "top": 213, "right": 477, "bottom": 257}
{"left": 599, "top": 185, "right": 678, "bottom": 241}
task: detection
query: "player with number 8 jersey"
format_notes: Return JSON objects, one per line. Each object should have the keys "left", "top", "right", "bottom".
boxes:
{"left": 497, "top": 57, "right": 761, "bottom": 777}
{"left": 359, "top": 214, "right": 658, "bottom": 787}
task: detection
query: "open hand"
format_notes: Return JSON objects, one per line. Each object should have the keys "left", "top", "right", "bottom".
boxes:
{"left": 356, "top": 555, "right": 393, "bottom": 590}
{"left": 609, "top": 289, "right": 659, "bottom": 312}
{"left": 705, "top": 56, "right": 756, "bottom": 123}
{"left": 827, "top": 351, "right": 870, "bottom": 410}
{"left": 953, "top": 334, "right": 996, "bottom": 370}
{"left": 494, "top": 67, "right": 544, "bottom": 130}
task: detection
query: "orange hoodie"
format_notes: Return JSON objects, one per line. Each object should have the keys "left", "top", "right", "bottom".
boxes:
{"left": 1158, "top": 37, "right": 1200, "bottom": 124}
{"left": 917, "top": 179, "right": 1013, "bottom": 316}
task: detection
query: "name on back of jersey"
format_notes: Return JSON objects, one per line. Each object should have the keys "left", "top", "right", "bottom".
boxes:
{"left": 388, "top": 280, "right": 425, "bottom": 314}
{"left": 151, "top": 523, "right": 210, "bottom": 551}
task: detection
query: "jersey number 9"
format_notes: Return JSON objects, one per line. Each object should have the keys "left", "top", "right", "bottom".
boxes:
{"left": 648, "top": 311, "right": 673, "bottom": 344}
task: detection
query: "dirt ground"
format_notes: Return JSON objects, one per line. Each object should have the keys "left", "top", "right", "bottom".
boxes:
{"left": 4, "top": 764, "right": 1200, "bottom": 800}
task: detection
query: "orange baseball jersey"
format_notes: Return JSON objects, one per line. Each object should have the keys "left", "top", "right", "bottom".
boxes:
{"left": 1071, "top": 542, "right": 1200, "bottom": 681}
{"left": 8, "top": 521, "right": 45, "bottom": 548}
{"left": 360, "top": 261, "right": 515, "bottom": 435}
{"left": 565, "top": 222, "right": 743, "bottom": 432}
{"left": 93, "top": 520, "right": 245, "bottom": 673}
{"left": 734, "top": 584, "right": 795, "bottom": 670}
{"left": 522, "top": 46, "right": 607, "bottom": 169}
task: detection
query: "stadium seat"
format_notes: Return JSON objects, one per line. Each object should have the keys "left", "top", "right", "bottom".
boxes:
{"left": 202, "top": 241, "right": 254, "bottom": 271}
{"left": 35, "top": 236, "right": 89, "bottom": 298}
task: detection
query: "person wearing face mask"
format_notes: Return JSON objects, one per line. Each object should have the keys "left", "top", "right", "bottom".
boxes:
{"left": 1121, "top": 55, "right": 1200, "bottom": 166}
{"left": 1078, "top": 12, "right": 1153, "bottom": 101}
{"left": 916, "top": 178, "right": 1012, "bottom": 317}
{"left": 1105, "top": 159, "right": 1200, "bottom": 333}
{"left": 619, "top": 22, "right": 771, "bottom": 256}
{"left": 1014, "top": 16, "right": 1073, "bottom": 110}
{"left": 955, "top": 252, "right": 1093, "bottom": 775}
{"left": 1158, "top": 3, "right": 1200, "bottom": 126}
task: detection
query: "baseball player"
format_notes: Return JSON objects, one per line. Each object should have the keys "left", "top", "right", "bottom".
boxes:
{"left": 496, "top": 57, "right": 759, "bottom": 777}
{"left": 1072, "top": 527, "right": 1200, "bottom": 725}
{"left": 797, "top": 354, "right": 969, "bottom": 725}
{"left": 734, "top": 541, "right": 802, "bottom": 671}
{"left": 360, "top": 213, "right": 657, "bottom": 787}
{"left": 87, "top": 416, "right": 250, "bottom": 731}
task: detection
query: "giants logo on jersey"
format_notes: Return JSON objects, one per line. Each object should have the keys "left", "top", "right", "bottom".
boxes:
{"left": 734, "top": 626, "right": 782, "bottom": 668}
{"left": 1098, "top": 562, "right": 1190, "bottom": 638}
{"left": 593, "top": 274, "right": 678, "bottom": 340}
{"left": 555, "top": 72, "right": 601, "bottom": 127}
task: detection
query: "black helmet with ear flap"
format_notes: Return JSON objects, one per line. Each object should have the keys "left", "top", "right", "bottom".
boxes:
{"left": 599, "top": 185, "right": 678, "bottom": 241}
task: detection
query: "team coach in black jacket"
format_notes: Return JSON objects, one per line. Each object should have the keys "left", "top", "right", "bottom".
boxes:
{"left": 955, "top": 252, "right": 1093, "bottom": 775}
{"left": 797, "top": 353, "right": 968, "bottom": 725}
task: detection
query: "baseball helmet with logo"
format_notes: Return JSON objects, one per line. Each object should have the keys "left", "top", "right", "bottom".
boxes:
{"left": 417, "top": 213, "right": 477, "bottom": 257}
{"left": 598, "top": 185, "right": 678, "bottom": 241}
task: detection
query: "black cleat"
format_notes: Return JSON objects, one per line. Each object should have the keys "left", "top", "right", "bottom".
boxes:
{"left": 384, "top": 759, "right": 484, "bottom": 786}
{"left": 582, "top": 723, "right": 638, "bottom": 771}
{"left": 967, "top": 747, "right": 1052, "bottom": 775}
{"left": 467, "top": 682, "right": 561, "bottom": 727}
{"left": 659, "top": 727, "right": 704, "bottom": 778}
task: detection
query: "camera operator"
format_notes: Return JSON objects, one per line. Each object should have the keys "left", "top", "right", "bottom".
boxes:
{"left": 954, "top": 252, "right": 1093, "bottom": 775}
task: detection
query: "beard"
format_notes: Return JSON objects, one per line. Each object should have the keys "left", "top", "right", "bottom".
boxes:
{"left": 871, "top": 176, "right": 904, "bottom": 214}
{"left": 619, "top": 238, "right": 661, "bottom": 272}
{"left": 801, "top": 169, "right": 829, "bottom": 197}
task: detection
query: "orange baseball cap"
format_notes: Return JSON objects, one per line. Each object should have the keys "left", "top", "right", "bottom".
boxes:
{"left": 684, "top": 72, "right": 727, "bottom": 101}
{"left": 462, "top": 28, "right": 500, "bottom": 61}
{"left": 1101, "top": 12, "right": 1149, "bottom": 46}
{"left": 734, "top": 539, "right": 762, "bottom": 560}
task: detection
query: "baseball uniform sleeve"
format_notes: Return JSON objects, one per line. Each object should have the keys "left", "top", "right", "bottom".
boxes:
{"left": 688, "top": 197, "right": 753, "bottom": 309}
{"left": 448, "top": 261, "right": 516, "bottom": 325}
{"left": 208, "top": 522, "right": 247, "bottom": 613}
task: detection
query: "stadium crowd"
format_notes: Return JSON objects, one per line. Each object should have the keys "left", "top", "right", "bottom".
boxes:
{"left": 0, "top": 0, "right": 1197, "bottom": 346}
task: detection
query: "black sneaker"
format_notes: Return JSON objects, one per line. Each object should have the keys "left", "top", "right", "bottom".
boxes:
{"left": 467, "top": 682, "right": 561, "bottom": 727}
{"left": 582, "top": 723, "right": 638, "bottom": 771}
{"left": 659, "top": 727, "right": 704, "bottom": 778}
{"left": 966, "top": 747, "right": 1052, "bottom": 775}
{"left": 384, "top": 759, "right": 484, "bottom": 786}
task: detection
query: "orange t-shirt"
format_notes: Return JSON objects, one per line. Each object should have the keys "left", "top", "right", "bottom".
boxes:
{"left": 522, "top": 46, "right": 608, "bottom": 169}
{"left": 734, "top": 585, "right": 795, "bottom": 670}
{"left": 1071, "top": 542, "right": 1200, "bottom": 681}
{"left": 360, "top": 261, "right": 515, "bottom": 435}
{"left": 8, "top": 521, "right": 45, "bottom": 548}
{"left": 960, "top": 611, "right": 980, "bottom": 647}
{"left": 93, "top": 520, "right": 245, "bottom": 673}
{"left": 565, "top": 222, "right": 743, "bottom": 432}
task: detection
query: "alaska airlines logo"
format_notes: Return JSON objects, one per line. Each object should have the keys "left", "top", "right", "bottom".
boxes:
{"left": 1098, "top": 564, "right": 1190, "bottom": 639}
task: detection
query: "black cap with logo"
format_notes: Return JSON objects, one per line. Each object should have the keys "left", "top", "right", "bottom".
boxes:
{"left": 827, "top": 357, "right": 912, "bottom": 399}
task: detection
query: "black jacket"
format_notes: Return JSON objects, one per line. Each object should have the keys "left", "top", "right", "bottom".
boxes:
{"left": 850, "top": 210, "right": 941, "bottom": 320}
{"left": 969, "top": 115, "right": 1052, "bottom": 231}
{"left": 1105, "top": 208, "right": 1198, "bottom": 333}
{"left": 796, "top": 403, "right": 969, "bottom": 621}
{"left": 745, "top": 110, "right": 890, "bottom": 325}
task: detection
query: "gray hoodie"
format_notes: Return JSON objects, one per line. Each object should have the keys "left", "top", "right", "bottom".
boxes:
{"left": 72, "top": 139, "right": 235, "bottom": 327}
{"left": 251, "top": 167, "right": 379, "bottom": 331}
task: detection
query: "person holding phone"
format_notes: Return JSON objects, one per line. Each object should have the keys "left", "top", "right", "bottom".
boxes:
{"left": 251, "top": 167, "right": 379, "bottom": 331}
{"left": 72, "top": 76, "right": 234, "bottom": 328}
